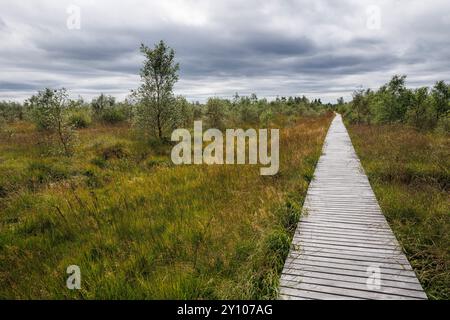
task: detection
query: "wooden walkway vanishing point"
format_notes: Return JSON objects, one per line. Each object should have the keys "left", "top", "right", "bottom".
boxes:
{"left": 279, "top": 114, "right": 427, "bottom": 300}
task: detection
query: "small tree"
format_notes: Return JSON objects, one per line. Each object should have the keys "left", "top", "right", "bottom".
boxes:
{"left": 351, "top": 89, "right": 371, "bottom": 124}
{"left": 176, "top": 96, "right": 194, "bottom": 128}
{"left": 0, "top": 116, "right": 6, "bottom": 136}
{"left": 383, "top": 75, "right": 410, "bottom": 122}
{"left": 259, "top": 109, "right": 274, "bottom": 127}
{"left": 133, "top": 40, "right": 180, "bottom": 140}
{"left": 206, "top": 98, "right": 227, "bottom": 129}
{"left": 27, "top": 88, "right": 75, "bottom": 156}
{"left": 406, "top": 87, "right": 429, "bottom": 129}
{"left": 431, "top": 80, "right": 449, "bottom": 122}
{"left": 91, "top": 94, "right": 115, "bottom": 119}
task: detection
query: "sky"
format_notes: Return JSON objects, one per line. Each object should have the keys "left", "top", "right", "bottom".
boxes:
{"left": 0, "top": 0, "right": 449, "bottom": 103}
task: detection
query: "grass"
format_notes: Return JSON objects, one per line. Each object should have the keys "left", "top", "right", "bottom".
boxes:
{"left": 348, "top": 123, "right": 449, "bottom": 300}
{"left": 0, "top": 114, "right": 332, "bottom": 299}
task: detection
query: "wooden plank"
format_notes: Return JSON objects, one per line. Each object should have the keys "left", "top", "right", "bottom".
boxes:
{"left": 299, "top": 225, "right": 397, "bottom": 238}
{"left": 294, "top": 246, "right": 411, "bottom": 262}
{"left": 283, "top": 260, "right": 419, "bottom": 281}
{"left": 281, "top": 282, "right": 424, "bottom": 300}
{"left": 279, "top": 293, "right": 312, "bottom": 300}
{"left": 284, "top": 254, "right": 413, "bottom": 271}
{"left": 298, "top": 227, "right": 397, "bottom": 240}
{"left": 279, "top": 286, "right": 363, "bottom": 300}
{"left": 281, "top": 270, "right": 422, "bottom": 290}
{"left": 291, "top": 241, "right": 402, "bottom": 255}
{"left": 292, "top": 237, "right": 401, "bottom": 251}
{"left": 293, "top": 235, "right": 400, "bottom": 249}
{"left": 301, "top": 212, "right": 388, "bottom": 220}
{"left": 300, "top": 218, "right": 391, "bottom": 228}
{"left": 279, "top": 114, "right": 427, "bottom": 300}
{"left": 280, "top": 278, "right": 426, "bottom": 299}
{"left": 289, "top": 250, "right": 412, "bottom": 268}
{"left": 300, "top": 221, "right": 395, "bottom": 233}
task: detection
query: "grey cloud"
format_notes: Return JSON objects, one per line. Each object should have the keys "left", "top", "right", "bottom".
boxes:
{"left": 0, "top": 81, "right": 43, "bottom": 91}
{"left": 0, "top": 17, "right": 6, "bottom": 29}
{"left": 0, "top": 0, "right": 449, "bottom": 102}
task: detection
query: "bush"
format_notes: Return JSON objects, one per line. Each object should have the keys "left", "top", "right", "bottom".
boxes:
{"left": 26, "top": 88, "right": 76, "bottom": 156}
{"left": 99, "top": 143, "right": 130, "bottom": 160}
{"left": 91, "top": 94, "right": 132, "bottom": 124}
{"left": 435, "top": 113, "right": 450, "bottom": 134}
{"left": 206, "top": 98, "right": 228, "bottom": 129}
{"left": 0, "top": 101, "right": 24, "bottom": 122}
{"left": 177, "top": 96, "right": 194, "bottom": 127}
{"left": 259, "top": 109, "right": 274, "bottom": 127}
{"left": 101, "top": 108, "right": 127, "bottom": 124}
{"left": 68, "top": 109, "right": 92, "bottom": 128}
{"left": 0, "top": 117, "right": 6, "bottom": 134}
{"left": 239, "top": 104, "right": 258, "bottom": 124}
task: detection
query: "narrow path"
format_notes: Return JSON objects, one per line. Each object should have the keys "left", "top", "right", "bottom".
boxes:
{"left": 279, "top": 114, "right": 427, "bottom": 300}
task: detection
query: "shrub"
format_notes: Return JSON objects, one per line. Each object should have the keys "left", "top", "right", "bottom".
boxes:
{"left": 206, "top": 98, "right": 227, "bottom": 129}
{"left": 99, "top": 143, "right": 130, "bottom": 160}
{"left": 91, "top": 94, "right": 115, "bottom": 119}
{"left": 0, "top": 101, "right": 24, "bottom": 122}
{"left": 26, "top": 88, "right": 76, "bottom": 156}
{"left": 0, "top": 117, "right": 7, "bottom": 136}
{"left": 435, "top": 113, "right": 450, "bottom": 134}
{"left": 259, "top": 109, "right": 274, "bottom": 127}
{"left": 239, "top": 104, "right": 258, "bottom": 124}
{"left": 68, "top": 108, "right": 92, "bottom": 128}
{"left": 101, "top": 107, "right": 127, "bottom": 124}
{"left": 91, "top": 95, "right": 131, "bottom": 124}
{"left": 177, "top": 96, "right": 194, "bottom": 127}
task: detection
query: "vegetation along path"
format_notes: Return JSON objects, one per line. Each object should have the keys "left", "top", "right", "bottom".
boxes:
{"left": 279, "top": 114, "right": 427, "bottom": 300}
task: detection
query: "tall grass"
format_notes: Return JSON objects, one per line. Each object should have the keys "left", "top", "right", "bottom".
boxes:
{"left": 348, "top": 123, "right": 449, "bottom": 300}
{"left": 0, "top": 114, "right": 332, "bottom": 299}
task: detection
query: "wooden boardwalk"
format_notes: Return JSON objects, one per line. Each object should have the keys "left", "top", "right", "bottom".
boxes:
{"left": 279, "top": 114, "right": 427, "bottom": 300}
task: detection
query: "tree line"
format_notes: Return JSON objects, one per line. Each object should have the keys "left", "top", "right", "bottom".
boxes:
{"left": 338, "top": 75, "right": 449, "bottom": 132}
{"left": 0, "top": 41, "right": 327, "bottom": 156}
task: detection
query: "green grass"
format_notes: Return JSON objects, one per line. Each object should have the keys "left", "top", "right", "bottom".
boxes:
{"left": 348, "top": 123, "right": 449, "bottom": 300}
{"left": 0, "top": 115, "right": 332, "bottom": 299}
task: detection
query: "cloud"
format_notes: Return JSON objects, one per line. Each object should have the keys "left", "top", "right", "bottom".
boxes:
{"left": 0, "top": 17, "right": 6, "bottom": 29}
{"left": 0, "top": 0, "right": 449, "bottom": 102}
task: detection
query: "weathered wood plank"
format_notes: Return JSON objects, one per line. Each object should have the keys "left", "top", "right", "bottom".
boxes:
{"left": 279, "top": 287, "right": 363, "bottom": 300}
{"left": 280, "top": 278, "right": 426, "bottom": 299}
{"left": 285, "top": 254, "right": 414, "bottom": 271}
{"left": 283, "top": 261, "right": 419, "bottom": 281}
{"left": 281, "top": 270, "right": 422, "bottom": 290}
{"left": 279, "top": 114, "right": 427, "bottom": 300}
{"left": 295, "top": 246, "right": 411, "bottom": 262}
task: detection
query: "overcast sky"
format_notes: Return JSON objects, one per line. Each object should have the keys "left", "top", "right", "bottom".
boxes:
{"left": 0, "top": 0, "right": 449, "bottom": 103}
